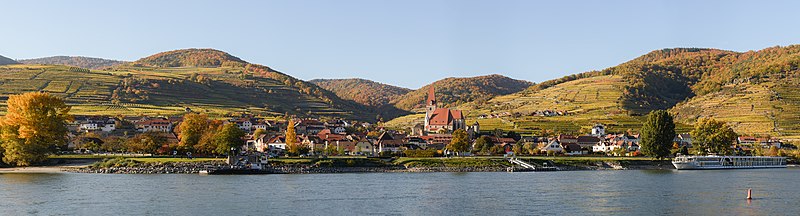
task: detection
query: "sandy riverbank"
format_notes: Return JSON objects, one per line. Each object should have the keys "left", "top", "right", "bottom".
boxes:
{"left": 0, "top": 159, "right": 97, "bottom": 174}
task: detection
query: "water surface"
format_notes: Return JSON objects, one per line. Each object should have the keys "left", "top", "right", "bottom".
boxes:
{"left": 1, "top": 168, "right": 797, "bottom": 215}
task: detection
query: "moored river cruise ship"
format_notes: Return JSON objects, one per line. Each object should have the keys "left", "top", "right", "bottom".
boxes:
{"left": 672, "top": 155, "right": 787, "bottom": 170}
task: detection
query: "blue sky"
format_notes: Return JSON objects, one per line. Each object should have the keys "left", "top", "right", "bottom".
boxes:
{"left": 1, "top": 0, "right": 799, "bottom": 88}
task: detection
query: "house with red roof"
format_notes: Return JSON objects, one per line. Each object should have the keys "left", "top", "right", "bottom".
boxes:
{"left": 135, "top": 119, "right": 173, "bottom": 133}
{"left": 424, "top": 86, "right": 466, "bottom": 134}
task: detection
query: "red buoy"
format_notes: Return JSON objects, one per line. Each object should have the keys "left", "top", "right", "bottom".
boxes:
{"left": 747, "top": 188, "right": 752, "bottom": 200}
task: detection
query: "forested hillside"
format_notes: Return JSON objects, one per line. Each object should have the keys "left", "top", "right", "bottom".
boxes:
{"left": 390, "top": 74, "right": 533, "bottom": 110}
{"left": 20, "top": 56, "right": 126, "bottom": 69}
{"left": 309, "top": 78, "right": 411, "bottom": 107}
{"left": 131, "top": 48, "right": 247, "bottom": 68}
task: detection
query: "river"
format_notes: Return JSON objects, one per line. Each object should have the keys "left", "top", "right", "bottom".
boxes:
{"left": 1, "top": 168, "right": 798, "bottom": 215}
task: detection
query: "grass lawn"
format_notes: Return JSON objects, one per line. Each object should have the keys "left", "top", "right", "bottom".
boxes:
{"left": 128, "top": 158, "right": 224, "bottom": 163}
{"left": 49, "top": 155, "right": 224, "bottom": 163}
{"left": 50, "top": 154, "right": 120, "bottom": 159}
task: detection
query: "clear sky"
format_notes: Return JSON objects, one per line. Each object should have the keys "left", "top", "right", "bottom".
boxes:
{"left": 2, "top": 0, "right": 799, "bottom": 88}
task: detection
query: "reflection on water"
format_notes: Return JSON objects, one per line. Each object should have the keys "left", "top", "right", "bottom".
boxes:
{"left": 1, "top": 169, "right": 798, "bottom": 215}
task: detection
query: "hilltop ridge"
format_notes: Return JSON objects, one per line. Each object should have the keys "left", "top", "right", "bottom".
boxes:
{"left": 132, "top": 48, "right": 247, "bottom": 68}
{"left": 0, "top": 55, "right": 18, "bottom": 65}
{"left": 309, "top": 78, "right": 412, "bottom": 108}
{"left": 20, "top": 56, "right": 125, "bottom": 69}
{"left": 390, "top": 74, "right": 533, "bottom": 110}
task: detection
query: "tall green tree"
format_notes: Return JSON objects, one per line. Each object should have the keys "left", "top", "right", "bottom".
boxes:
{"left": 690, "top": 118, "right": 737, "bottom": 155}
{"left": 101, "top": 136, "right": 126, "bottom": 153}
{"left": 639, "top": 110, "right": 676, "bottom": 160}
{"left": 252, "top": 128, "right": 267, "bottom": 139}
{"left": 447, "top": 129, "right": 470, "bottom": 155}
{"left": 1, "top": 92, "right": 71, "bottom": 166}
{"left": 473, "top": 135, "right": 494, "bottom": 154}
{"left": 195, "top": 121, "right": 222, "bottom": 154}
{"left": 125, "top": 132, "right": 166, "bottom": 154}
{"left": 213, "top": 123, "right": 246, "bottom": 155}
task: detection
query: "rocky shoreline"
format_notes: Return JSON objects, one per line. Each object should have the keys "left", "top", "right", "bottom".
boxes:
{"left": 67, "top": 160, "right": 674, "bottom": 174}
{"left": 67, "top": 163, "right": 510, "bottom": 174}
{"left": 555, "top": 160, "right": 675, "bottom": 171}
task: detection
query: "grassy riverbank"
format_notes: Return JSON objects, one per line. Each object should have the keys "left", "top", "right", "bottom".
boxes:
{"left": 69, "top": 155, "right": 672, "bottom": 174}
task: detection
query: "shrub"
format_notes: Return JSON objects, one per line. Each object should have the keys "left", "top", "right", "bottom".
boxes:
{"left": 404, "top": 149, "right": 439, "bottom": 157}
{"left": 91, "top": 157, "right": 141, "bottom": 168}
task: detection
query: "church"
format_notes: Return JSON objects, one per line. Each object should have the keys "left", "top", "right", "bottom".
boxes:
{"left": 424, "top": 86, "right": 466, "bottom": 134}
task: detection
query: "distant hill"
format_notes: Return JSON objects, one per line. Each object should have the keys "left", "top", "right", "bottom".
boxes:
{"left": 390, "top": 74, "right": 533, "bottom": 110}
{"left": 131, "top": 48, "right": 247, "bottom": 67}
{"left": 309, "top": 78, "right": 411, "bottom": 107}
{"left": 398, "top": 45, "right": 800, "bottom": 138}
{"left": 20, "top": 56, "right": 125, "bottom": 69}
{"left": 0, "top": 55, "right": 18, "bottom": 65}
{"left": 1, "top": 49, "right": 392, "bottom": 121}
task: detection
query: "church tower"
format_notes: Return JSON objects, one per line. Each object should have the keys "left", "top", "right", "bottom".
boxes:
{"left": 424, "top": 86, "right": 437, "bottom": 129}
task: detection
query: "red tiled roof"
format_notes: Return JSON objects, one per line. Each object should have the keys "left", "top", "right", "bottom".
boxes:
{"left": 320, "top": 134, "right": 347, "bottom": 142}
{"left": 429, "top": 108, "right": 451, "bottom": 125}
{"left": 577, "top": 136, "right": 600, "bottom": 143}
{"left": 428, "top": 108, "right": 465, "bottom": 126}
{"left": 451, "top": 110, "right": 463, "bottom": 119}
{"left": 136, "top": 119, "right": 171, "bottom": 126}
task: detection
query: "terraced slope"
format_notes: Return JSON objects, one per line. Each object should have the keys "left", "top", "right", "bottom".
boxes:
{"left": 0, "top": 49, "right": 383, "bottom": 121}
{"left": 672, "top": 75, "right": 800, "bottom": 139}
{"left": 388, "top": 45, "right": 800, "bottom": 138}
{"left": 386, "top": 75, "right": 664, "bottom": 134}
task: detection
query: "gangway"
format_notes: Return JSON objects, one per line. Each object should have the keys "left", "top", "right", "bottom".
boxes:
{"left": 509, "top": 157, "right": 537, "bottom": 170}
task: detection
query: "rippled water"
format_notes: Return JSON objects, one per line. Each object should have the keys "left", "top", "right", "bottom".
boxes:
{"left": 1, "top": 168, "right": 798, "bottom": 215}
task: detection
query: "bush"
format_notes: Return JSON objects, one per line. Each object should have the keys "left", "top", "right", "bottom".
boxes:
{"left": 314, "top": 160, "right": 334, "bottom": 167}
{"left": 379, "top": 151, "right": 396, "bottom": 157}
{"left": 313, "top": 158, "right": 388, "bottom": 167}
{"left": 404, "top": 149, "right": 439, "bottom": 157}
{"left": 91, "top": 157, "right": 141, "bottom": 168}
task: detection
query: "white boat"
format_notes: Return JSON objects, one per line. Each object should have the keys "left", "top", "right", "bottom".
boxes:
{"left": 672, "top": 155, "right": 787, "bottom": 170}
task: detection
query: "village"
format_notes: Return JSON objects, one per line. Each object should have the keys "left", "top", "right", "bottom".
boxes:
{"left": 66, "top": 87, "right": 791, "bottom": 159}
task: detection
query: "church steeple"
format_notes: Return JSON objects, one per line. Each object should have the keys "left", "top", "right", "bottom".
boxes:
{"left": 424, "top": 86, "right": 437, "bottom": 133}
{"left": 427, "top": 86, "right": 436, "bottom": 106}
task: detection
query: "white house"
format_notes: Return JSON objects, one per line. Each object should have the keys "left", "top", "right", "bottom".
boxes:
{"left": 77, "top": 117, "right": 117, "bottom": 132}
{"left": 539, "top": 140, "right": 563, "bottom": 153}
{"left": 79, "top": 123, "right": 100, "bottom": 131}
{"left": 135, "top": 119, "right": 173, "bottom": 133}
{"left": 593, "top": 140, "right": 639, "bottom": 154}
{"left": 253, "top": 123, "right": 268, "bottom": 131}
{"left": 355, "top": 140, "right": 375, "bottom": 156}
{"left": 591, "top": 124, "right": 605, "bottom": 137}
{"left": 246, "top": 134, "right": 269, "bottom": 152}
{"left": 229, "top": 118, "right": 254, "bottom": 131}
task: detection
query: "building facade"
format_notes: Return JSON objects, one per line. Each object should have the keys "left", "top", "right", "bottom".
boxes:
{"left": 424, "top": 86, "right": 466, "bottom": 134}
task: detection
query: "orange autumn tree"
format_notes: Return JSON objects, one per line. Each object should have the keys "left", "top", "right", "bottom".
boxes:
{"left": 284, "top": 118, "right": 307, "bottom": 156}
{"left": 1, "top": 92, "right": 71, "bottom": 166}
